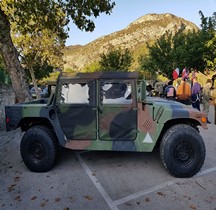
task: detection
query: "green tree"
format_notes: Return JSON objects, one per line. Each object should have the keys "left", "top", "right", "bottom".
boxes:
{"left": 99, "top": 48, "right": 133, "bottom": 71}
{"left": 0, "top": 0, "right": 115, "bottom": 102}
{"left": 199, "top": 11, "right": 216, "bottom": 70}
{"left": 139, "top": 11, "right": 216, "bottom": 80}
{"left": 12, "top": 27, "right": 65, "bottom": 99}
{"left": 82, "top": 62, "right": 100, "bottom": 72}
{"left": 171, "top": 29, "right": 209, "bottom": 72}
{"left": 205, "top": 33, "right": 216, "bottom": 69}
{"left": 199, "top": 11, "right": 216, "bottom": 32}
{"left": 138, "top": 56, "right": 157, "bottom": 80}
{"left": 139, "top": 32, "right": 174, "bottom": 79}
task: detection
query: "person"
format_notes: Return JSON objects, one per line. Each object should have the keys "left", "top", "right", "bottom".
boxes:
{"left": 146, "top": 84, "right": 153, "bottom": 96}
{"left": 163, "top": 80, "right": 176, "bottom": 100}
{"left": 41, "top": 84, "right": 49, "bottom": 98}
{"left": 190, "top": 68, "right": 197, "bottom": 87}
{"left": 30, "top": 86, "right": 36, "bottom": 99}
{"left": 212, "top": 87, "right": 216, "bottom": 125}
{"left": 162, "top": 80, "right": 169, "bottom": 97}
{"left": 202, "top": 79, "right": 212, "bottom": 123}
{"left": 191, "top": 76, "right": 201, "bottom": 111}
{"left": 176, "top": 78, "right": 191, "bottom": 105}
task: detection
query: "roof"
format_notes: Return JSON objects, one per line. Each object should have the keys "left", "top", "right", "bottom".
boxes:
{"left": 59, "top": 71, "right": 138, "bottom": 80}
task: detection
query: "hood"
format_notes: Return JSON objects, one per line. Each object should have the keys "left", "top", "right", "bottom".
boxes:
{"left": 145, "top": 97, "right": 207, "bottom": 129}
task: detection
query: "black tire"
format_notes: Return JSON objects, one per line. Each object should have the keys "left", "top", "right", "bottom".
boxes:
{"left": 20, "top": 126, "right": 59, "bottom": 172}
{"left": 160, "top": 124, "right": 205, "bottom": 178}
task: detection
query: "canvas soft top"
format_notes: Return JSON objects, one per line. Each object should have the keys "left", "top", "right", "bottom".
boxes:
{"left": 59, "top": 71, "right": 138, "bottom": 80}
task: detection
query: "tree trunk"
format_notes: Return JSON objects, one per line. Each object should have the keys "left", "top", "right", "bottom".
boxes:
{"left": 0, "top": 8, "right": 30, "bottom": 103}
{"left": 29, "top": 67, "right": 41, "bottom": 99}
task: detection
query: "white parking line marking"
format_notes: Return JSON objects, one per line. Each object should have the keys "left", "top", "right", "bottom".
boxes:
{"left": 77, "top": 151, "right": 216, "bottom": 208}
{"left": 114, "top": 180, "right": 175, "bottom": 206}
{"left": 75, "top": 152, "right": 119, "bottom": 210}
{"left": 114, "top": 166, "right": 216, "bottom": 206}
{"left": 196, "top": 166, "right": 216, "bottom": 176}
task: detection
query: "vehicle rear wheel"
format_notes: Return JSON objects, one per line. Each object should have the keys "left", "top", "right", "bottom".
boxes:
{"left": 160, "top": 124, "right": 205, "bottom": 178}
{"left": 20, "top": 126, "right": 58, "bottom": 172}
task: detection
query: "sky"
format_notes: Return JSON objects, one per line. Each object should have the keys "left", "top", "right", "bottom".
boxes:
{"left": 65, "top": 0, "right": 216, "bottom": 46}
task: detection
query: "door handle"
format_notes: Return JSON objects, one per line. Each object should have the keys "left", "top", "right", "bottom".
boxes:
{"left": 92, "top": 107, "right": 102, "bottom": 113}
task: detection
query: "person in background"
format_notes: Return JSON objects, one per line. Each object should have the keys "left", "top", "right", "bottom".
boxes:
{"left": 163, "top": 80, "right": 176, "bottom": 100}
{"left": 146, "top": 84, "right": 153, "bottom": 96}
{"left": 211, "top": 87, "right": 216, "bottom": 125}
{"left": 176, "top": 77, "right": 191, "bottom": 105}
{"left": 190, "top": 68, "right": 197, "bottom": 87}
{"left": 191, "top": 76, "right": 201, "bottom": 111}
{"left": 202, "top": 79, "right": 212, "bottom": 123}
{"left": 211, "top": 75, "right": 216, "bottom": 124}
{"left": 162, "top": 80, "right": 169, "bottom": 97}
{"left": 41, "top": 84, "right": 49, "bottom": 98}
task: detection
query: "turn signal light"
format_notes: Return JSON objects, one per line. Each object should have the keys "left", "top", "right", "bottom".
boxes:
{"left": 201, "top": 117, "right": 207, "bottom": 123}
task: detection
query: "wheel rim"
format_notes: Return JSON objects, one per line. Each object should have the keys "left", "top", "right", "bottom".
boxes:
{"left": 29, "top": 141, "right": 45, "bottom": 161}
{"left": 174, "top": 141, "right": 194, "bottom": 165}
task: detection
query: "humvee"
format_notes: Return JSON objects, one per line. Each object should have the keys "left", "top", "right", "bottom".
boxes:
{"left": 5, "top": 72, "right": 207, "bottom": 178}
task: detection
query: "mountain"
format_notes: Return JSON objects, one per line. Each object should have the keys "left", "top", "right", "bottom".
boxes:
{"left": 62, "top": 13, "right": 199, "bottom": 71}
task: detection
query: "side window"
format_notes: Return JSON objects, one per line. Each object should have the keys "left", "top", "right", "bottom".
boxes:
{"left": 60, "top": 83, "right": 90, "bottom": 104}
{"left": 101, "top": 82, "right": 132, "bottom": 104}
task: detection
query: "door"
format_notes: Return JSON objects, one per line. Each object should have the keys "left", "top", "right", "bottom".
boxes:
{"left": 98, "top": 79, "right": 138, "bottom": 141}
{"left": 57, "top": 79, "right": 97, "bottom": 140}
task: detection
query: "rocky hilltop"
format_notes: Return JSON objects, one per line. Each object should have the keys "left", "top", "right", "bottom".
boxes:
{"left": 63, "top": 13, "right": 199, "bottom": 70}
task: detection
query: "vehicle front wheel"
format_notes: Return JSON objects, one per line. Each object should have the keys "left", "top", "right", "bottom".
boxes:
{"left": 160, "top": 124, "right": 206, "bottom": 178}
{"left": 20, "top": 126, "right": 58, "bottom": 172}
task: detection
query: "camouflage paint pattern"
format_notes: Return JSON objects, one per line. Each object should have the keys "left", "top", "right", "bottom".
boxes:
{"left": 5, "top": 72, "right": 207, "bottom": 153}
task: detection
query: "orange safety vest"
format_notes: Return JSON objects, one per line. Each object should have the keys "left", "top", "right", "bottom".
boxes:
{"left": 176, "top": 81, "right": 191, "bottom": 100}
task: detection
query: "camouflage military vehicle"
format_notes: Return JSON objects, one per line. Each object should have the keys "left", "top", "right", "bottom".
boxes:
{"left": 5, "top": 72, "right": 207, "bottom": 177}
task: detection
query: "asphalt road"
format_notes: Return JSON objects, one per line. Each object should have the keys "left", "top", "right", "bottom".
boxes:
{"left": 0, "top": 105, "right": 216, "bottom": 210}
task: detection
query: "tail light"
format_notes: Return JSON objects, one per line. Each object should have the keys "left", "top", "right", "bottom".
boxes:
{"left": 6, "top": 117, "right": 10, "bottom": 123}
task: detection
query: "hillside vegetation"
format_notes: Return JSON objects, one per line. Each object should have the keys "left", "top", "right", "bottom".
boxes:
{"left": 62, "top": 13, "right": 199, "bottom": 71}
